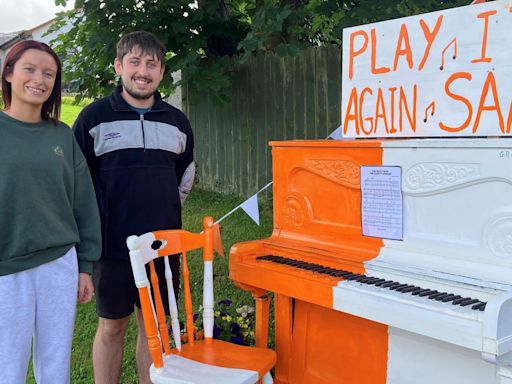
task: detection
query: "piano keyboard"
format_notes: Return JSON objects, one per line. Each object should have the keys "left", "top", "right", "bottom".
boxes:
{"left": 256, "top": 255, "right": 487, "bottom": 311}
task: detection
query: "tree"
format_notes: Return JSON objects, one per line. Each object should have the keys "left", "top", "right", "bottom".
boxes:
{"left": 51, "top": 0, "right": 468, "bottom": 101}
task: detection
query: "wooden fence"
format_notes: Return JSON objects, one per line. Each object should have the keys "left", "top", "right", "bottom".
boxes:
{"left": 183, "top": 45, "right": 341, "bottom": 196}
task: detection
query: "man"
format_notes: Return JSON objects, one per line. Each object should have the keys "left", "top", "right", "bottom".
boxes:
{"left": 73, "top": 31, "right": 195, "bottom": 384}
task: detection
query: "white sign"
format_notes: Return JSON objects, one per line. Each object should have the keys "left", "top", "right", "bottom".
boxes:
{"left": 341, "top": 1, "right": 512, "bottom": 138}
{"left": 361, "top": 166, "right": 403, "bottom": 240}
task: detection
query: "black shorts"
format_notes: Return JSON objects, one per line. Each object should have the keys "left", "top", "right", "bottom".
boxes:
{"left": 93, "top": 256, "right": 180, "bottom": 319}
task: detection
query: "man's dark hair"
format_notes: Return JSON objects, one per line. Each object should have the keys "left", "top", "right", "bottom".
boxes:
{"left": 116, "top": 31, "right": 166, "bottom": 64}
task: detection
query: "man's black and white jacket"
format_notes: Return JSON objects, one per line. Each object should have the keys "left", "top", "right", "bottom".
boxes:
{"left": 73, "top": 85, "right": 194, "bottom": 261}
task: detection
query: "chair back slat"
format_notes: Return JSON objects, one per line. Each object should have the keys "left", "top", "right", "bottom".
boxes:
{"left": 164, "top": 256, "right": 181, "bottom": 351}
{"left": 182, "top": 251, "right": 195, "bottom": 346}
{"left": 149, "top": 261, "right": 171, "bottom": 356}
{"left": 202, "top": 217, "right": 215, "bottom": 343}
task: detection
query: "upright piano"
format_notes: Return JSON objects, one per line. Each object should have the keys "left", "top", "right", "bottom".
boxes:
{"left": 230, "top": 138, "right": 512, "bottom": 384}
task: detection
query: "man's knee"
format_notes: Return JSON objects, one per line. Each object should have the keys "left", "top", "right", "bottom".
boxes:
{"left": 96, "top": 317, "right": 130, "bottom": 344}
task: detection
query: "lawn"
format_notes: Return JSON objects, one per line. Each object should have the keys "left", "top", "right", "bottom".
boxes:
{"left": 25, "top": 102, "right": 275, "bottom": 383}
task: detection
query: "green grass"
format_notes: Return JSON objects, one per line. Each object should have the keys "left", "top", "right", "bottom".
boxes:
{"left": 26, "top": 188, "right": 274, "bottom": 383}
{"left": 60, "top": 103, "right": 84, "bottom": 126}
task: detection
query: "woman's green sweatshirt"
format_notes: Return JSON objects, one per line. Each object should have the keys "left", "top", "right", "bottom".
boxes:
{"left": 0, "top": 111, "right": 101, "bottom": 275}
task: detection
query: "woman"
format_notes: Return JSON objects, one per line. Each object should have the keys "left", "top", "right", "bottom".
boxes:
{"left": 0, "top": 40, "right": 101, "bottom": 383}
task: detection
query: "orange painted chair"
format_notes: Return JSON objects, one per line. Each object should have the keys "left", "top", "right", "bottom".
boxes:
{"left": 126, "top": 216, "right": 276, "bottom": 384}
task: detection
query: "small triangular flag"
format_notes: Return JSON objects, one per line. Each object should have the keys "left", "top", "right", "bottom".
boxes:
{"left": 328, "top": 125, "right": 343, "bottom": 140}
{"left": 212, "top": 223, "right": 224, "bottom": 257}
{"left": 240, "top": 194, "right": 260, "bottom": 226}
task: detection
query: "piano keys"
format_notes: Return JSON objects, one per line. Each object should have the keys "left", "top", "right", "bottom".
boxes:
{"left": 230, "top": 139, "right": 512, "bottom": 384}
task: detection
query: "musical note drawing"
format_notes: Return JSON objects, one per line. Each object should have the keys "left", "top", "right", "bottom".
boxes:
{"left": 424, "top": 101, "right": 435, "bottom": 123}
{"left": 440, "top": 38, "right": 458, "bottom": 70}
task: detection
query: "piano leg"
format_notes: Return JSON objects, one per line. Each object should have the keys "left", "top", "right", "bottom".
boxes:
{"left": 274, "top": 294, "right": 293, "bottom": 384}
{"left": 254, "top": 294, "right": 270, "bottom": 348}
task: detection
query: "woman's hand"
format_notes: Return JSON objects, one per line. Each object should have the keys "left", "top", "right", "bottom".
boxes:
{"left": 78, "top": 273, "right": 94, "bottom": 304}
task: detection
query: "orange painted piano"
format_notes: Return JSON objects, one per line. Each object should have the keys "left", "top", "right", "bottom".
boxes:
{"left": 229, "top": 138, "right": 512, "bottom": 384}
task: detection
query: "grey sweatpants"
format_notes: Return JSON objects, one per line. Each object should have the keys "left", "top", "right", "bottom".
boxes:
{"left": 0, "top": 248, "right": 79, "bottom": 384}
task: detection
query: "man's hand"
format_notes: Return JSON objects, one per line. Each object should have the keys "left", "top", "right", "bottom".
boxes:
{"left": 78, "top": 273, "right": 94, "bottom": 304}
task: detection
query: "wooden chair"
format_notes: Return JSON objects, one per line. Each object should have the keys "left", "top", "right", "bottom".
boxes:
{"left": 126, "top": 216, "right": 276, "bottom": 384}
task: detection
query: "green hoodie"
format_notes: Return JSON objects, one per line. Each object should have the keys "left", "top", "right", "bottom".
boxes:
{"left": 0, "top": 111, "right": 101, "bottom": 275}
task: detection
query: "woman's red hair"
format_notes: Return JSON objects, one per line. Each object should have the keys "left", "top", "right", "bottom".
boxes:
{"left": 1, "top": 40, "right": 62, "bottom": 122}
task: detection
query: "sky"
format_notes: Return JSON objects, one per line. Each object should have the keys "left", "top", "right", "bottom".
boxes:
{"left": 0, "top": 0, "right": 74, "bottom": 33}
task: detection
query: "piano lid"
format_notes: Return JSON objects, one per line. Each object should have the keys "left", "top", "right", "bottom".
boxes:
{"left": 268, "top": 138, "right": 512, "bottom": 289}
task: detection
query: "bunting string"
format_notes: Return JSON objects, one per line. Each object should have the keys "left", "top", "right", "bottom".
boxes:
{"left": 213, "top": 126, "right": 343, "bottom": 226}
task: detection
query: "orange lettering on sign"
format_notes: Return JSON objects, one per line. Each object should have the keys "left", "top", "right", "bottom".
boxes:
{"left": 507, "top": 101, "right": 512, "bottom": 134}
{"left": 374, "top": 88, "right": 390, "bottom": 134}
{"left": 473, "top": 71, "right": 504, "bottom": 133}
{"left": 359, "top": 87, "right": 374, "bottom": 134}
{"left": 389, "top": 87, "right": 397, "bottom": 134}
{"left": 418, "top": 15, "right": 443, "bottom": 71}
{"left": 349, "top": 30, "right": 369, "bottom": 80}
{"left": 439, "top": 72, "right": 473, "bottom": 132}
{"left": 343, "top": 87, "right": 360, "bottom": 135}
{"left": 471, "top": 10, "right": 496, "bottom": 64}
{"left": 399, "top": 85, "right": 417, "bottom": 133}
{"left": 393, "top": 24, "right": 413, "bottom": 71}
{"left": 371, "top": 28, "right": 390, "bottom": 75}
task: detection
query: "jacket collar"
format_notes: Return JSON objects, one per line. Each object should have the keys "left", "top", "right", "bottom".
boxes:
{"left": 109, "top": 84, "right": 171, "bottom": 113}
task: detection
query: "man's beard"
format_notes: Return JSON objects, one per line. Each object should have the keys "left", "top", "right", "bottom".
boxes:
{"left": 122, "top": 78, "right": 155, "bottom": 100}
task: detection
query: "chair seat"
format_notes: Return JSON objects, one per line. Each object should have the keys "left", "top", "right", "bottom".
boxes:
{"left": 176, "top": 339, "right": 276, "bottom": 376}
{"left": 150, "top": 354, "right": 258, "bottom": 384}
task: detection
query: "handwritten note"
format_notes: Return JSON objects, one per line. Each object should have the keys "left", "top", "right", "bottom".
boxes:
{"left": 361, "top": 166, "right": 403, "bottom": 240}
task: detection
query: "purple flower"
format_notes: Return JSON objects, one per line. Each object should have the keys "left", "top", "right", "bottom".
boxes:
{"left": 230, "top": 323, "right": 241, "bottom": 335}
{"left": 193, "top": 313, "right": 199, "bottom": 321}
{"left": 230, "top": 335, "right": 244, "bottom": 345}
{"left": 218, "top": 299, "right": 232, "bottom": 307}
{"left": 213, "top": 323, "right": 221, "bottom": 338}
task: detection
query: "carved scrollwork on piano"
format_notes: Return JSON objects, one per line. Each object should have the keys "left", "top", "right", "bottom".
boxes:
{"left": 484, "top": 215, "right": 512, "bottom": 259}
{"left": 308, "top": 159, "right": 360, "bottom": 188}
{"left": 403, "top": 163, "right": 479, "bottom": 194}
{"left": 284, "top": 192, "right": 312, "bottom": 227}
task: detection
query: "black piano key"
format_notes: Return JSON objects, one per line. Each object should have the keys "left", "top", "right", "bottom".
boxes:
{"left": 452, "top": 297, "right": 470, "bottom": 305}
{"left": 332, "top": 271, "right": 352, "bottom": 278}
{"left": 402, "top": 286, "right": 421, "bottom": 294}
{"left": 472, "top": 302, "right": 486, "bottom": 311}
{"left": 379, "top": 281, "right": 397, "bottom": 288}
{"left": 441, "top": 294, "right": 458, "bottom": 303}
{"left": 411, "top": 288, "right": 429, "bottom": 296}
{"left": 390, "top": 283, "right": 409, "bottom": 291}
{"left": 386, "top": 282, "right": 403, "bottom": 289}
{"left": 364, "top": 277, "right": 383, "bottom": 285}
{"left": 418, "top": 290, "right": 437, "bottom": 297}
{"left": 396, "top": 285, "right": 415, "bottom": 292}
{"left": 459, "top": 298, "right": 480, "bottom": 307}
{"left": 428, "top": 292, "right": 447, "bottom": 300}
{"left": 345, "top": 274, "right": 362, "bottom": 280}
{"left": 434, "top": 293, "right": 451, "bottom": 301}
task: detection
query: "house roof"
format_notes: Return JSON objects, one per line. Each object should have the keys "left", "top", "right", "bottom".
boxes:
{"left": 0, "top": 32, "right": 27, "bottom": 50}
